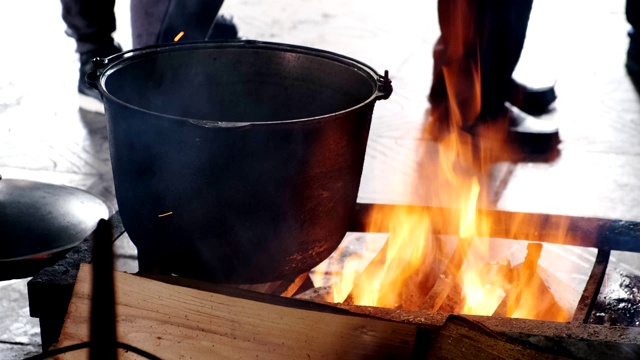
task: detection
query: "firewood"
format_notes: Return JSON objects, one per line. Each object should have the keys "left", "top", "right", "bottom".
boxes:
{"left": 418, "top": 236, "right": 470, "bottom": 312}
{"left": 294, "top": 285, "right": 334, "bottom": 302}
{"left": 54, "top": 264, "right": 418, "bottom": 359}
{"left": 345, "top": 235, "right": 449, "bottom": 309}
{"left": 237, "top": 272, "right": 309, "bottom": 297}
{"left": 419, "top": 273, "right": 456, "bottom": 312}
{"left": 417, "top": 315, "right": 569, "bottom": 359}
{"left": 493, "top": 262, "right": 579, "bottom": 321}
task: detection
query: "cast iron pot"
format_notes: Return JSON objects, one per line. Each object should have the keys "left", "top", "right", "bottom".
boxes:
{"left": 90, "top": 40, "right": 392, "bottom": 283}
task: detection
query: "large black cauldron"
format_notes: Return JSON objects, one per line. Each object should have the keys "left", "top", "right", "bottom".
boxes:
{"left": 91, "top": 40, "right": 392, "bottom": 283}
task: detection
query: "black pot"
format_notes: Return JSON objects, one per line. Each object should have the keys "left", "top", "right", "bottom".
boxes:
{"left": 90, "top": 40, "right": 392, "bottom": 283}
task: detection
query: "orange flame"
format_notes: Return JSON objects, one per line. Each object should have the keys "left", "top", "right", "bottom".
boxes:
{"left": 332, "top": 1, "right": 573, "bottom": 322}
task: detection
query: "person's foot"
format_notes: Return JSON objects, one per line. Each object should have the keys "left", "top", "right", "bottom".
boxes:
{"left": 509, "top": 80, "right": 557, "bottom": 116}
{"left": 465, "top": 103, "right": 559, "bottom": 157}
{"left": 78, "top": 43, "right": 122, "bottom": 114}
{"left": 506, "top": 102, "right": 560, "bottom": 155}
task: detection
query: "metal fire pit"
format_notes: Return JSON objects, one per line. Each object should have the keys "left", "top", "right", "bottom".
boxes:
{"left": 345, "top": 203, "right": 640, "bottom": 359}
{"left": 28, "top": 204, "right": 640, "bottom": 358}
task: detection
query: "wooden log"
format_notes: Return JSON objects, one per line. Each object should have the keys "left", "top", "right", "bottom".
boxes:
{"left": 54, "top": 264, "right": 418, "bottom": 359}
{"left": 345, "top": 235, "right": 449, "bottom": 309}
{"left": 492, "top": 262, "right": 579, "bottom": 321}
{"left": 53, "top": 265, "right": 634, "bottom": 360}
{"left": 418, "top": 236, "right": 470, "bottom": 312}
{"left": 417, "top": 315, "right": 569, "bottom": 360}
{"left": 419, "top": 274, "right": 456, "bottom": 313}
{"left": 237, "top": 272, "right": 310, "bottom": 297}
{"left": 505, "top": 243, "right": 543, "bottom": 317}
{"left": 295, "top": 285, "right": 334, "bottom": 302}
{"left": 330, "top": 301, "right": 640, "bottom": 359}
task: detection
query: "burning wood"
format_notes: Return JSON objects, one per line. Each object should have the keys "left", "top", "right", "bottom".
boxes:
{"left": 502, "top": 243, "right": 544, "bottom": 318}
{"left": 419, "top": 236, "right": 473, "bottom": 313}
{"left": 323, "top": 224, "right": 575, "bottom": 321}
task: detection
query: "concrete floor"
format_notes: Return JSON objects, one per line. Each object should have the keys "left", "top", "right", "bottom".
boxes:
{"left": 1, "top": 0, "right": 640, "bottom": 358}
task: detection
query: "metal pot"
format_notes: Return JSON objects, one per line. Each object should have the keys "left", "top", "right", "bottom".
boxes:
{"left": 90, "top": 40, "right": 392, "bottom": 283}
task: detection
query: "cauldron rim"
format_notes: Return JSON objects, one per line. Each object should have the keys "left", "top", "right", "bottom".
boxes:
{"left": 93, "top": 40, "right": 391, "bottom": 126}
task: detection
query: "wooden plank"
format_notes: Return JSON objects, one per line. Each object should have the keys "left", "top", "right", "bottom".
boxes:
{"left": 237, "top": 272, "right": 309, "bottom": 297}
{"left": 27, "top": 212, "right": 125, "bottom": 351}
{"left": 55, "top": 264, "right": 418, "bottom": 359}
{"left": 418, "top": 315, "right": 569, "bottom": 360}
{"left": 330, "top": 304, "right": 640, "bottom": 359}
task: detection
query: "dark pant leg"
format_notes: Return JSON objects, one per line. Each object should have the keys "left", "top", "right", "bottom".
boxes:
{"left": 60, "top": 0, "right": 116, "bottom": 53}
{"left": 628, "top": 0, "right": 639, "bottom": 30}
{"left": 428, "top": 0, "right": 533, "bottom": 127}
{"left": 130, "top": 0, "right": 170, "bottom": 48}
{"left": 477, "top": 0, "right": 533, "bottom": 119}
{"left": 428, "top": 0, "right": 481, "bottom": 129}
{"left": 628, "top": 0, "right": 638, "bottom": 55}
{"left": 130, "top": 0, "right": 225, "bottom": 48}
{"left": 157, "top": 0, "right": 225, "bottom": 43}
{"left": 627, "top": 0, "right": 640, "bottom": 83}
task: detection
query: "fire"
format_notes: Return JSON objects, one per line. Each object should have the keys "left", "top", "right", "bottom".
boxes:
{"left": 348, "top": 206, "right": 437, "bottom": 308}
{"left": 331, "top": 1, "right": 572, "bottom": 322}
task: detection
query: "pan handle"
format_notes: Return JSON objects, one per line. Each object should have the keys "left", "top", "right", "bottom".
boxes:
{"left": 374, "top": 70, "right": 393, "bottom": 100}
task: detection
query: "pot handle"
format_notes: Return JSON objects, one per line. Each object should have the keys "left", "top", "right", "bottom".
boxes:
{"left": 85, "top": 48, "right": 145, "bottom": 90}
{"left": 375, "top": 70, "right": 393, "bottom": 100}
{"left": 85, "top": 58, "right": 108, "bottom": 90}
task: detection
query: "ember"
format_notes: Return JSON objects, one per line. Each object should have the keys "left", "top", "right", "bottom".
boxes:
{"left": 173, "top": 31, "right": 185, "bottom": 42}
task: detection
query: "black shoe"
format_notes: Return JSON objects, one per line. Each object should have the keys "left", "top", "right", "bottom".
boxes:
{"left": 465, "top": 103, "right": 559, "bottom": 158}
{"left": 509, "top": 80, "right": 557, "bottom": 116}
{"left": 506, "top": 103, "right": 560, "bottom": 155}
{"left": 78, "top": 43, "right": 122, "bottom": 114}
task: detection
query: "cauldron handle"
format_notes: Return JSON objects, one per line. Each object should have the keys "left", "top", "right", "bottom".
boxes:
{"left": 85, "top": 47, "right": 153, "bottom": 90}
{"left": 85, "top": 58, "right": 106, "bottom": 90}
{"left": 375, "top": 70, "right": 393, "bottom": 100}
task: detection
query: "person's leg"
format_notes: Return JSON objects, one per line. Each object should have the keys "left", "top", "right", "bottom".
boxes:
{"left": 428, "top": 0, "right": 534, "bottom": 129}
{"left": 130, "top": 0, "right": 234, "bottom": 49}
{"left": 427, "top": 0, "right": 481, "bottom": 137}
{"left": 130, "top": 0, "right": 170, "bottom": 49}
{"left": 477, "top": 0, "right": 533, "bottom": 120}
{"left": 156, "top": 0, "right": 225, "bottom": 43}
{"left": 60, "top": 0, "right": 121, "bottom": 112}
{"left": 627, "top": 0, "right": 640, "bottom": 85}
{"left": 427, "top": 0, "right": 558, "bottom": 153}
{"left": 60, "top": 0, "right": 117, "bottom": 54}
{"left": 628, "top": 0, "right": 639, "bottom": 30}
{"left": 479, "top": 0, "right": 559, "bottom": 153}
